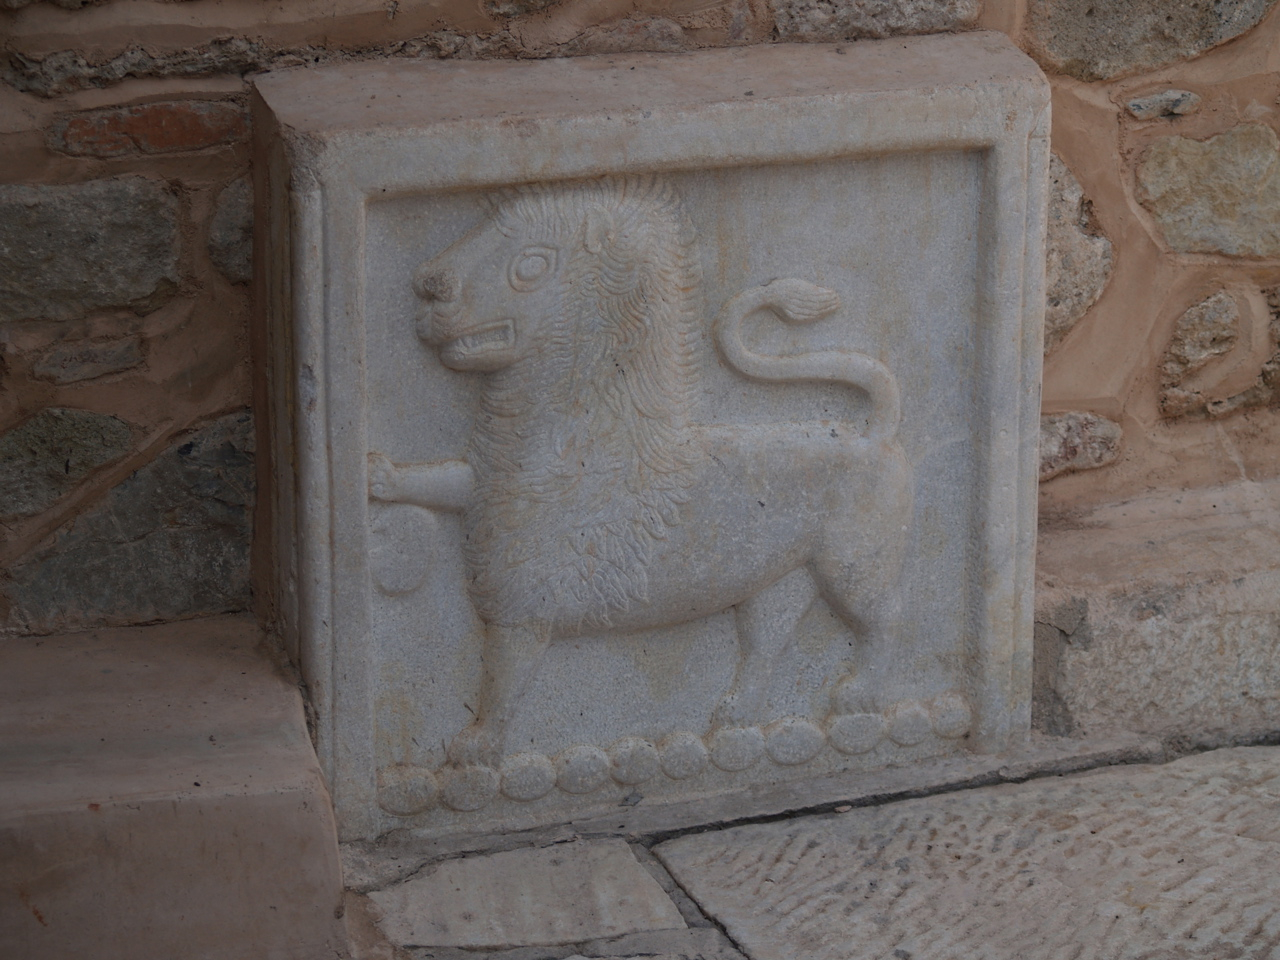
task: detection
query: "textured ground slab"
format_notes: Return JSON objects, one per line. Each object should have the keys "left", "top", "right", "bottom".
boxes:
{"left": 656, "top": 747, "right": 1280, "bottom": 960}
{"left": 370, "top": 839, "right": 686, "bottom": 949}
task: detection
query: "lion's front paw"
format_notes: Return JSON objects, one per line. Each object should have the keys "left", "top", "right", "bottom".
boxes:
{"left": 447, "top": 722, "right": 503, "bottom": 769}
{"left": 368, "top": 452, "right": 400, "bottom": 502}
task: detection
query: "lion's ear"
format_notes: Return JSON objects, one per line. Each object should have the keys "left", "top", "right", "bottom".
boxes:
{"left": 583, "top": 204, "right": 615, "bottom": 255}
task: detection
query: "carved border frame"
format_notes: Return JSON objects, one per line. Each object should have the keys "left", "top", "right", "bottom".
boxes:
{"left": 256, "top": 38, "right": 1050, "bottom": 840}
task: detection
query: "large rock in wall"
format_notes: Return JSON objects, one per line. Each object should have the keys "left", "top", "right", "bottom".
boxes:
{"left": 1027, "top": 0, "right": 1280, "bottom": 81}
{"left": 2, "top": 412, "right": 255, "bottom": 635}
{"left": 0, "top": 178, "right": 179, "bottom": 323}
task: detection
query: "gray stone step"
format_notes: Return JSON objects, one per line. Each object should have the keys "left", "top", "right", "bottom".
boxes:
{"left": 0, "top": 616, "right": 347, "bottom": 960}
{"left": 655, "top": 746, "right": 1280, "bottom": 960}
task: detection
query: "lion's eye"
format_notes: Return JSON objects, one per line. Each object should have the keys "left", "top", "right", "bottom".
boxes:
{"left": 508, "top": 245, "right": 557, "bottom": 291}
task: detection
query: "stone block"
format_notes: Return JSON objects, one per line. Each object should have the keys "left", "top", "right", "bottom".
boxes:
{"left": 369, "top": 840, "right": 685, "bottom": 948}
{"left": 655, "top": 746, "right": 1280, "bottom": 959}
{"left": 773, "top": 0, "right": 981, "bottom": 41}
{"left": 1028, "top": 0, "right": 1279, "bottom": 82}
{"left": 0, "top": 178, "right": 179, "bottom": 323}
{"left": 3, "top": 411, "right": 254, "bottom": 635}
{"left": 208, "top": 177, "right": 253, "bottom": 284}
{"left": 48, "top": 100, "right": 248, "bottom": 157}
{"left": 1126, "top": 89, "right": 1203, "bottom": 121}
{"left": 1037, "top": 480, "right": 1280, "bottom": 742}
{"left": 30, "top": 335, "right": 143, "bottom": 384}
{"left": 1159, "top": 290, "right": 1241, "bottom": 417}
{"left": 0, "top": 617, "right": 347, "bottom": 960}
{"left": 1044, "top": 154, "right": 1111, "bottom": 354}
{"left": 0, "top": 407, "right": 134, "bottom": 520}
{"left": 1138, "top": 123, "right": 1280, "bottom": 257}
{"left": 1038, "top": 411, "right": 1122, "bottom": 481}
{"left": 255, "top": 33, "right": 1048, "bottom": 841}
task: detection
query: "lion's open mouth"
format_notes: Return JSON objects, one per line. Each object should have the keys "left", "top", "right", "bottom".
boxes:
{"left": 442, "top": 321, "right": 514, "bottom": 355}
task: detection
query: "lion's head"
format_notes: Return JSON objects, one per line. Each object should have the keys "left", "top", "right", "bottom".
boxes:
{"left": 413, "top": 174, "right": 705, "bottom": 628}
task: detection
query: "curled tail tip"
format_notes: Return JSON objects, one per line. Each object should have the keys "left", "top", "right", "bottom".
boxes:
{"left": 763, "top": 278, "right": 842, "bottom": 324}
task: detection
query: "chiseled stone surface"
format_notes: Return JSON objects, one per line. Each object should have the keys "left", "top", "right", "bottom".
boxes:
{"left": 1037, "top": 480, "right": 1280, "bottom": 742}
{"left": 1028, "top": 0, "right": 1279, "bottom": 81}
{"left": 0, "top": 617, "right": 346, "bottom": 960}
{"left": 0, "top": 177, "right": 179, "bottom": 323}
{"left": 1159, "top": 291, "right": 1241, "bottom": 417}
{"left": 256, "top": 33, "right": 1047, "bottom": 841}
{"left": 657, "top": 746, "right": 1280, "bottom": 960}
{"left": 0, "top": 407, "right": 133, "bottom": 520}
{"left": 369, "top": 840, "right": 685, "bottom": 949}
{"left": 1038, "top": 411, "right": 1121, "bottom": 481}
{"left": 773, "top": 0, "right": 981, "bottom": 41}
{"left": 1139, "top": 123, "right": 1280, "bottom": 257}
{"left": 1044, "top": 154, "right": 1111, "bottom": 353}
{"left": 3, "top": 411, "right": 253, "bottom": 635}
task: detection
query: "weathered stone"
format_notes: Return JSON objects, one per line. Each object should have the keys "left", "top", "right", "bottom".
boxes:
{"left": 31, "top": 336, "right": 144, "bottom": 384}
{"left": 484, "top": 0, "right": 563, "bottom": 16}
{"left": 1038, "top": 480, "right": 1280, "bottom": 742}
{"left": 1159, "top": 291, "right": 1240, "bottom": 417}
{"left": 208, "top": 178, "right": 253, "bottom": 285}
{"left": 0, "top": 178, "right": 179, "bottom": 323}
{"left": 1138, "top": 123, "right": 1280, "bottom": 257}
{"left": 48, "top": 100, "right": 248, "bottom": 158}
{"left": 1028, "top": 0, "right": 1279, "bottom": 82}
{"left": 3, "top": 411, "right": 254, "bottom": 635}
{"left": 257, "top": 34, "right": 1047, "bottom": 842}
{"left": 1205, "top": 285, "right": 1280, "bottom": 417}
{"left": 773, "top": 0, "right": 981, "bottom": 40}
{"left": 1039, "top": 411, "right": 1122, "bottom": 481}
{"left": 656, "top": 746, "right": 1280, "bottom": 960}
{"left": 1, "top": 34, "right": 525, "bottom": 99}
{"left": 369, "top": 840, "right": 685, "bottom": 948}
{"left": 0, "top": 407, "right": 133, "bottom": 520}
{"left": 1044, "top": 154, "right": 1112, "bottom": 353}
{"left": 1126, "top": 89, "right": 1203, "bottom": 121}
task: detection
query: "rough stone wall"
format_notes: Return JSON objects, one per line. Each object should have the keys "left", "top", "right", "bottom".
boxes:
{"left": 2, "top": 2, "right": 1279, "bottom": 715}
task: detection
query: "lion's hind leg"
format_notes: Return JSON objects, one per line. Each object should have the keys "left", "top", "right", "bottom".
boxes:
{"left": 809, "top": 443, "right": 912, "bottom": 712}
{"left": 712, "top": 568, "right": 818, "bottom": 729}
{"left": 447, "top": 620, "right": 552, "bottom": 769}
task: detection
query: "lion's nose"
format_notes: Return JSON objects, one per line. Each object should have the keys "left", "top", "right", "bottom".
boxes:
{"left": 413, "top": 266, "right": 461, "bottom": 306}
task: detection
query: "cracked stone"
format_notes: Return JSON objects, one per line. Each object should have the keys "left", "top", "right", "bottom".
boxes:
{"left": 0, "top": 407, "right": 134, "bottom": 520}
{"left": 1039, "top": 411, "right": 1122, "bottom": 482}
{"left": 0, "top": 178, "right": 179, "bottom": 323}
{"left": 2, "top": 411, "right": 254, "bottom": 635}
{"left": 773, "top": 0, "right": 981, "bottom": 41}
{"left": 1139, "top": 123, "right": 1280, "bottom": 257}
{"left": 1045, "top": 154, "right": 1112, "bottom": 354}
{"left": 1028, "top": 0, "right": 1279, "bottom": 81}
{"left": 208, "top": 178, "right": 253, "bottom": 285}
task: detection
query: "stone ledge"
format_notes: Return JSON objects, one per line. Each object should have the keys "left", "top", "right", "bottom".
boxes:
{"left": 0, "top": 615, "right": 347, "bottom": 960}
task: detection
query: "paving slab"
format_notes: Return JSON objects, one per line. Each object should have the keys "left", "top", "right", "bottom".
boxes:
{"left": 656, "top": 746, "right": 1280, "bottom": 960}
{"left": 370, "top": 839, "right": 686, "bottom": 949}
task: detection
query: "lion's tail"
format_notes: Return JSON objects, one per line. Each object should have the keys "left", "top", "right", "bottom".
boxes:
{"left": 713, "top": 278, "right": 901, "bottom": 442}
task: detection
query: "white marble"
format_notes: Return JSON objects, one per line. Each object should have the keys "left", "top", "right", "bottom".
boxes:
{"left": 368, "top": 840, "right": 685, "bottom": 948}
{"left": 254, "top": 32, "right": 1049, "bottom": 841}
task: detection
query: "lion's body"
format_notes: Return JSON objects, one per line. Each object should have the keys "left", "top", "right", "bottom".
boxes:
{"left": 395, "top": 174, "right": 913, "bottom": 765}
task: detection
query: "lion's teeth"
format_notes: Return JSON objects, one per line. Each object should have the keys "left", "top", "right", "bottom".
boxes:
{"left": 459, "top": 326, "right": 511, "bottom": 350}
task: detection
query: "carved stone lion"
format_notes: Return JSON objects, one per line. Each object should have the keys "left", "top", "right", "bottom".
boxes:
{"left": 370, "top": 174, "right": 912, "bottom": 769}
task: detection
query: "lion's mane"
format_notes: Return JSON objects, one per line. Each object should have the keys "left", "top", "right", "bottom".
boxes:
{"left": 464, "top": 175, "right": 704, "bottom": 628}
